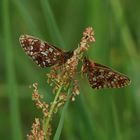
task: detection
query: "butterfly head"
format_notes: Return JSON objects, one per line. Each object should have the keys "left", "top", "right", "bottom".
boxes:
{"left": 64, "top": 51, "right": 74, "bottom": 62}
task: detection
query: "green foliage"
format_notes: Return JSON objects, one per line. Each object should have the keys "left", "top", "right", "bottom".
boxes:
{"left": 0, "top": 0, "right": 140, "bottom": 140}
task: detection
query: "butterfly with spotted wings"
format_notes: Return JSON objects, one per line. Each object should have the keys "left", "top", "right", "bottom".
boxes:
{"left": 19, "top": 35, "right": 131, "bottom": 89}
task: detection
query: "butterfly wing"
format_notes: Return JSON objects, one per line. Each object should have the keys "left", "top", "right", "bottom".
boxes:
{"left": 19, "top": 35, "right": 73, "bottom": 67}
{"left": 83, "top": 58, "right": 131, "bottom": 89}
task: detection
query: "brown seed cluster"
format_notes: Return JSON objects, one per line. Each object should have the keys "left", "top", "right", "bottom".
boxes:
{"left": 80, "top": 27, "right": 95, "bottom": 51}
{"left": 47, "top": 27, "right": 95, "bottom": 101}
{"left": 32, "top": 83, "right": 49, "bottom": 117}
{"left": 27, "top": 27, "right": 95, "bottom": 139}
{"left": 27, "top": 118, "right": 45, "bottom": 140}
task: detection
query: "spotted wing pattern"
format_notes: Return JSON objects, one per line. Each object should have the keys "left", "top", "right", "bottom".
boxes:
{"left": 19, "top": 35, "right": 73, "bottom": 67}
{"left": 82, "top": 57, "right": 131, "bottom": 89}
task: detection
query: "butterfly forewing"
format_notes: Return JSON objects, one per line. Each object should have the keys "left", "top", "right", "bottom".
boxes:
{"left": 83, "top": 57, "right": 131, "bottom": 89}
{"left": 19, "top": 35, "right": 73, "bottom": 67}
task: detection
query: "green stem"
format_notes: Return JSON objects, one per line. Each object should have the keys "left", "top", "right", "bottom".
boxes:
{"left": 43, "top": 86, "right": 62, "bottom": 139}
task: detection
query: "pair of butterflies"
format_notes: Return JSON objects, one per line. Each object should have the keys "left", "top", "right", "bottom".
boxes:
{"left": 19, "top": 35, "right": 131, "bottom": 89}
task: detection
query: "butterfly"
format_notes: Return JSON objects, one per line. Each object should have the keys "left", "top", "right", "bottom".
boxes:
{"left": 19, "top": 35, "right": 131, "bottom": 89}
{"left": 82, "top": 57, "right": 131, "bottom": 89}
{"left": 19, "top": 35, "right": 73, "bottom": 67}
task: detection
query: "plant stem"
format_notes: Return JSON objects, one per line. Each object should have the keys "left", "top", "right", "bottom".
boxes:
{"left": 43, "top": 86, "right": 62, "bottom": 139}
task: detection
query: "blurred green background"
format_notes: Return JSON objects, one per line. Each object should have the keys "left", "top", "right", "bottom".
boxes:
{"left": 0, "top": 0, "right": 140, "bottom": 140}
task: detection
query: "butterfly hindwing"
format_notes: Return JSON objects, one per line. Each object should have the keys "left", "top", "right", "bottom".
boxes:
{"left": 83, "top": 57, "right": 131, "bottom": 89}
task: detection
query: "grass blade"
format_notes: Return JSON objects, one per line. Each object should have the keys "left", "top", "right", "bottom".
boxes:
{"left": 13, "top": 0, "right": 41, "bottom": 36}
{"left": 3, "top": 0, "right": 23, "bottom": 140}
{"left": 53, "top": 88, "right": 71, "bottom": 140}
{"left": 110, "top": 0, "right": 138, "bottom": 59}
{"left": 40, "top": 0, "right": 65, "bottom": 48}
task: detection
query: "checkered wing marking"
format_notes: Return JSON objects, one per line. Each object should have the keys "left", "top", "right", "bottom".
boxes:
{"left": 19, "top": 35, "right": 73, "bottom": 67}
{"left": 83, "top": 58, "right": 131, "bottom": 89}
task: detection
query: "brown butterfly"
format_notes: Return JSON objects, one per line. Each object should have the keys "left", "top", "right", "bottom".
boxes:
{"left": 82, "top": 57, "right": 131, "bottom": 89}
{"left": 19, "top": 35, "right": 131, "bottom": 89}
{"left": 19, "top": 35, "right": 73, "bottom": 67}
